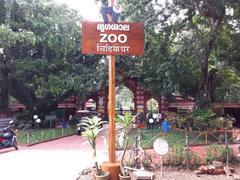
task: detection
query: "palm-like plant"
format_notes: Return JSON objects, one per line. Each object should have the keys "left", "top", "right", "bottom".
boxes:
{"left": 117, "top": 112, "right": 136, "bottom": 177}
{"left": 78, "top": 116, "right": 106, "bottom": 176}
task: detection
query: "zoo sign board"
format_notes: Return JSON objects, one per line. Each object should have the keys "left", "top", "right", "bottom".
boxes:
{"left": 82, "top": 22, "right": 144, "bottom": 55}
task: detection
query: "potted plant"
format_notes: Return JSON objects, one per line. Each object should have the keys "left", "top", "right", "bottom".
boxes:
{"left": 116, "top": 112, "right": 136, "bottom": 180}
{"left": 78, "top": 116, "right": 109, "bottom": 180}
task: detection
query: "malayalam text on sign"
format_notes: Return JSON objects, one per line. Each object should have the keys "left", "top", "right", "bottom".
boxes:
{"left": 82, "top": 22, "right": 144, "bottom": 55}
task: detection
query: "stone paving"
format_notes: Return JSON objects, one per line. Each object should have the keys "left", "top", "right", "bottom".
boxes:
{"left": 0, "top": 135, "right": 109, "bottom": 180}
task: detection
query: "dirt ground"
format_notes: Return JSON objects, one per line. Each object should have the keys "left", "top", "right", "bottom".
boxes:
{"left": 78, "top": 166, "right": 240, "bottom": 180}
{"left": 151, "top": 167, "right": 240, "bottom": 180}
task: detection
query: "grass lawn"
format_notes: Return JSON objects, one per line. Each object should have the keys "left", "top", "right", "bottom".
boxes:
{"left": 17, "top": 127, "right": 76, "bottom": 144}
{"left": 124, "top": 128, "right": 186, "bottom": 149}
{"left": 124, "top": 128, "right": 224, "bottom": 149}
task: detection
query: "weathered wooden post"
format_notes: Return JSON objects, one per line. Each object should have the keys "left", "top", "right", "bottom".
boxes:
{"left": 81, "top": 0, "right": 144, "bottom": 178}
{"left": 108, "top": 0, "right": 117, "bottom": 164}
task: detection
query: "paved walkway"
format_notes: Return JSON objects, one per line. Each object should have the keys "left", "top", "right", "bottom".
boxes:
{"left": 0, "top": 134, "right": 110, "bottom": 180}
{"left": 1, "top": 126, "right": 239, "bottom": 180}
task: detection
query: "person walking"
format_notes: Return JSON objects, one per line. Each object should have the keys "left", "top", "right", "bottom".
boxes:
{"left": 161, "top": 113, "right": 170, "bottom": 134}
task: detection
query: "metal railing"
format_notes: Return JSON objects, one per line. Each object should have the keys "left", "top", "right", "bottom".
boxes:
{"left": 17, "top": 127, "right": 76, "bottom": 145}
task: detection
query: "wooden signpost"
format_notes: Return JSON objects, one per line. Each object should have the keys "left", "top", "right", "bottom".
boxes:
{"left": 82, "top": 22, "right": 144, "bottom": 55}
{"left": 81, "top": 1, "right": 144, "bottom": 179}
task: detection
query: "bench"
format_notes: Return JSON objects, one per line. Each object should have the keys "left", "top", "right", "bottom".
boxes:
{"left": 0, "top": 118, "right": 12, "bottom": 131}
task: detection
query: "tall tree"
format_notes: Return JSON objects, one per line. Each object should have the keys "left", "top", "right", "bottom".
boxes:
{"left": 0, "top": 0, "right": 108, "bottom": 116}
{"left": 0, "top": 0, "right": 35, "bottom": 109}
{"left": 171, "top": 0, "right": 240, "bottom": 109}
{"left": 122, "top": 0, "right": 240, "bottom": 109}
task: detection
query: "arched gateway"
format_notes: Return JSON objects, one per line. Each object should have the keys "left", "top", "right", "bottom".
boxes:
{"left": 58, "top": 77, "right": 169, "bottom": 121}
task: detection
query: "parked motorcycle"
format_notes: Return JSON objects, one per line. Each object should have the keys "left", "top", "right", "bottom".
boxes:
{"left": 0, "top": 121, "right": 18, "bottom": 150}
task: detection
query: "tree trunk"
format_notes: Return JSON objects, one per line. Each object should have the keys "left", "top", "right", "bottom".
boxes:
{"left": 194, "top": 1, "right": 225, "bottom": 110}
{"left": 196, "top": 27, "right": 224, "bottom": 109}
{"left": 196, "top": 35, "right": 215, "bottom": 109}
{"left": 0, "top": 64, "right": 9, "bottom": 109}
{"left": 9, "top": 76, "right": 37, "bottom": 112}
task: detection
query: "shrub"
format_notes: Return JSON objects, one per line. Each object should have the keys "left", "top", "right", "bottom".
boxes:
{"left": 219, "top": 146, "right": 238, "bottom": 163}
{"left": 210, "top": 116, "right": 225, "bottom": 129}
{"left": 205, "top": 144, "right": 223, "bottom": 164}
{"left": 141, "top": 153, "right": 153, "bottom": 169}
{"left": 162, "top": 144, "right": 201, "bottom": 168}
{"left": 166, "top": 112, "right": 178, "bottom": 128}
{"left": 164, "top": 144, "right": 184, "bottom": 166}
{"left": 166, "top": 112, "right": 186, "bottom": 129}
{"left": 191, "top": 109, "right": 216, "bottom": 131}
{"left": 204, "top": 144, "right": 238, "bottom": 164}
{"left": 190, "top": 153, "right": 201, "bottom": 168}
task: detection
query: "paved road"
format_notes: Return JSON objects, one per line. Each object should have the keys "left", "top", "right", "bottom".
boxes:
{"left": 0, "top": 134, "right": 110, "bottom": 180}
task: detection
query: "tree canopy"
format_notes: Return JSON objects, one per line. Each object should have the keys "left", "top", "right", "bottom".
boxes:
{"left": 120, "top": 0, "right": 240, "bottom": 109}
{"left": 0, "top": 0, "right": 108, "bottom": 115}
{"left": 1, "top": 0, "right": 240, "bottom": 116}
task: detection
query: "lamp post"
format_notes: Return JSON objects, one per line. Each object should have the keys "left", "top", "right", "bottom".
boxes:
{"left": 36, "top": 118, "right": 41, "bottom": 130}
{"left": 33, "top": 115, "right": 38, "bottom": 129}
{"left": 33, "top": 114, "right": 38, "bottom": 120}
{"left": 153, "top": 113, "right": 159, "bottom": 128}
{"left": 149, "top": 118, "right": 154, "bottom": 129}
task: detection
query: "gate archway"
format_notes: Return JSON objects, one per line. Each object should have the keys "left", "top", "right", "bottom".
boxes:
{"left": 76, "top": 78, "right": 168, "bottom": 120}
{"left": 116, "top": 85, "right": 134, "bottom": 115}
{"left": 146, "top": 98, "right": 159, "bottom": 113}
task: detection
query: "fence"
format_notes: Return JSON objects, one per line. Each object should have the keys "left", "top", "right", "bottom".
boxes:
{"left": 17, "top": 127, "right": 76, "bottom": 145}
{"left": 119, "top": 127, "right": 240, "bottom": 170}
{"left": 178, "top": 128, "right": 240, "bottom": 145}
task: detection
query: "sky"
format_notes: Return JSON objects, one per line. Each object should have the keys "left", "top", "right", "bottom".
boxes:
{"left": 54, "top": 0, "right": 168, "bottom": 21}
{"left": 55, "top": 0, "right": 101, "bottom": 21}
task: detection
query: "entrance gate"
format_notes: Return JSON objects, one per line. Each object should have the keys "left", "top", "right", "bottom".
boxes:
{"left": 77, "top": 78, "right": 168, "bottom": 120}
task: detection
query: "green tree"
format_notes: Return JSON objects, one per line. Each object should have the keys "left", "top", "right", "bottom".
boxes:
{"left": 0, "top": 2, "right": 35, "bottom": 109}
{"left": 121, "top": 0, "right": 240, "bottom": 109}
{"left": 171, "top": 0, "right": 239, "bottom": 109}
{"left": 0, "top": 0, "right": 108, "bottom": 116}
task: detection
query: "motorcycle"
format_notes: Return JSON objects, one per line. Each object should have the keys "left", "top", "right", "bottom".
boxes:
{"left": 0, "top": 121, "right": 18, "bottom": 150}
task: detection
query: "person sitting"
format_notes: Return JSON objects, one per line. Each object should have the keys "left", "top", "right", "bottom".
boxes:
{"left": 99, "top": 0, "right": 122, "bottom": 23}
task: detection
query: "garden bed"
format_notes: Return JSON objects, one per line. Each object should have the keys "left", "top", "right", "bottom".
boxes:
{"left": 77, "top": 165, "right": 240, "bottom": 180}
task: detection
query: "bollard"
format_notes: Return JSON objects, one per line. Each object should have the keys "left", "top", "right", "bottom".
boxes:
{"left": 41, "top": 131, "right": 44, "bottom": 141}
{"left": 27, "top": 131, "right": 30, "bottom": 144}
{"left": 205, "top": 132, "right": 208, "bottom": 145}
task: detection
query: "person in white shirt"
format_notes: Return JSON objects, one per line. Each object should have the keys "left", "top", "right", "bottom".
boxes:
{"left": 99, "top": 0, "right": 122, "bottom": 23}
{"left": 112, "top": 2, "right": 122, "bottom": 22}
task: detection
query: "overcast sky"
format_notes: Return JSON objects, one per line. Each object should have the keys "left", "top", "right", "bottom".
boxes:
{"left": 55, "top": 0, "right": 100, "bottom": 21}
